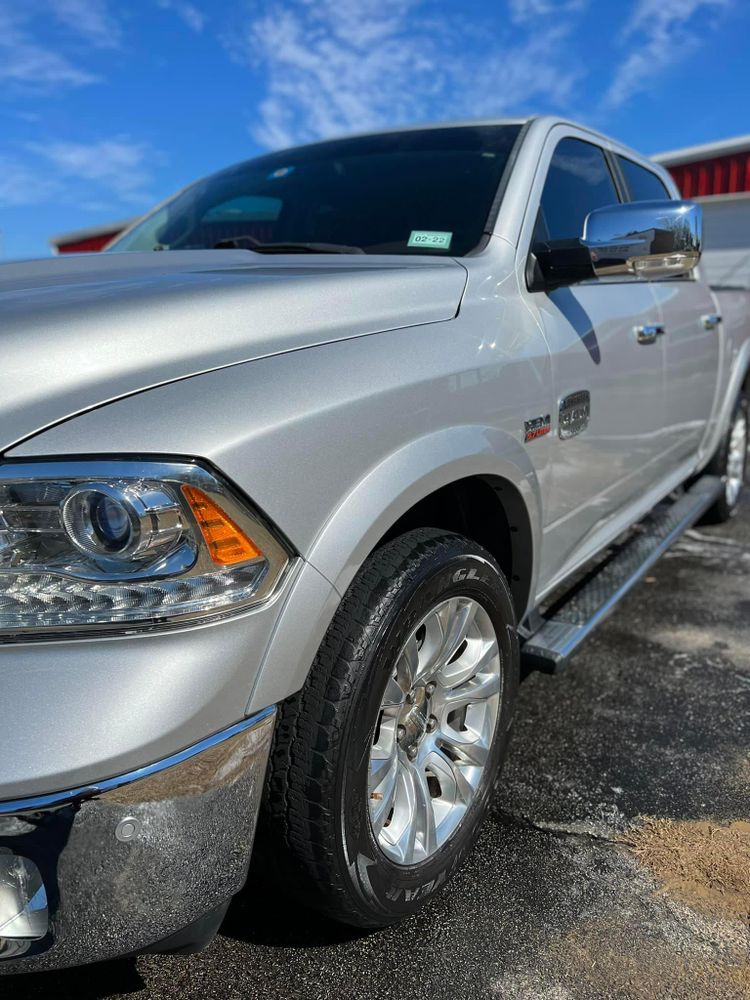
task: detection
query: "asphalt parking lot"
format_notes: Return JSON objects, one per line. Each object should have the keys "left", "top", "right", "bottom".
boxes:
{"left": 8, "top": 500, "right": 750, "bottom": 1000}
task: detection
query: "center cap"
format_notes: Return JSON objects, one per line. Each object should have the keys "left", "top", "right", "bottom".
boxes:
{"left": 398, "top": 686, "right": 428, "bottom": 749}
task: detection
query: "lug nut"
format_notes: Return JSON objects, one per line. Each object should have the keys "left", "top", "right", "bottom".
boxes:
{"left": 426, "top": 682, "right": 436, "bottom": 696}
{"left": 427, "top": 715, "right": 437, "bottom": 733}
{"left": 406, "top": 745, "right": 418, "bottom": 760}
{"left": 397, "top": 724, "right": 406, "bottom": 741}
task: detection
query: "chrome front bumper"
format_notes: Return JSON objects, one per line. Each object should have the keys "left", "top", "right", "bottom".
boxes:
{"left": 0, "top": 706, "right": 275, "bottom": 974}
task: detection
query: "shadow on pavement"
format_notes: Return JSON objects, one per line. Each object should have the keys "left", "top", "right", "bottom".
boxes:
{"left": 2, "top": 959, "right": 145, "bottom": 999}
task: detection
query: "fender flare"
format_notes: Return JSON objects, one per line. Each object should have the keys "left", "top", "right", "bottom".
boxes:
{"left": 247, "top": 424, "right": 542, "bottom": 714}
{"left": 306, "top": 424, "right": 542, "bottom": 599}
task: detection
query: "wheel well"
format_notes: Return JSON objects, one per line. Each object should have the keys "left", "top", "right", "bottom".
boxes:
{"left": 378, "top": 475, "right": 532, "bottom": 620}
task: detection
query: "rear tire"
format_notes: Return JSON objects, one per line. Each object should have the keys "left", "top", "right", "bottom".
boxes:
{"left": 260, "top": 528, "right": 519, "bottom": 927}
{"left": 701, "top": 390, "right": 748, "bottom": 524}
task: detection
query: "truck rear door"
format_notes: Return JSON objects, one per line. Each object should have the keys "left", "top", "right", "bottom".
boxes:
{"left": 614, "top": 155, "right": 722, "bottom": 469}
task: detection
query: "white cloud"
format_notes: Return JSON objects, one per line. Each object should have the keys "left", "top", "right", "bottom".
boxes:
{"left": 157, "top": 0, "right": 206, "bottom": 33}
{"left": 0, "top": 156, "right": 58, "bottom": 207}
{"left": 0, "top": 5, "right": 100, "bottom": 88}
{"left": 25, "top": 137, "right": 158, "bottom": 206}
{"left": 52, "top": 0, "right": 123, "bottom": 49}
{"left": 507, "top": 0, "right": 587, "bottom": 24}
{"left": 603, "top": 0, "right": 730, "bottom": 109}
{"left": 232, "top": 0, "right": 582, "bottom": 150}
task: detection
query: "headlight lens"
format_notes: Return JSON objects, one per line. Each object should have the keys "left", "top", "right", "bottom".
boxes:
{"left": 0, "top": 460, "right": 292, "bottom": 638}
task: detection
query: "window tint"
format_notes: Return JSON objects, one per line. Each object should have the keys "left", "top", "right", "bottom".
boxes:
{"left": 617, "top": 156, "right": 670, "bottom": 202}
{"left": 202, "top": 196, "right": 282, "bottom": 223}
{"left": 109, "top": 125, "right": 523, "bottom": 257}
{"left": 535, "top": 137, "right": 619, "bottom": 244}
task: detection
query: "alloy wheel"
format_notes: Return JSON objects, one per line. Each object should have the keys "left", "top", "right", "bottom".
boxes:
{"left": 726, "top": 408, "right": 748, "bottom": 507}
{"left": 368, "top": 596, "right": 502, "bottom": 866}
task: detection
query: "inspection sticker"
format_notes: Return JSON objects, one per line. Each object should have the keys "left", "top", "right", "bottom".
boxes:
{"left": 408, "top": 230, "right": 452, "bottom": 250}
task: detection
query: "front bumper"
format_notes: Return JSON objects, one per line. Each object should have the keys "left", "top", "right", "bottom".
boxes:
{"left": 0, "top": 706, "right": 275, "bottom": 974}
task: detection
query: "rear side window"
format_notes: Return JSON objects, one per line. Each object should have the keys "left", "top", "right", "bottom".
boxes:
{"left": 535, "top": 137, "right": 620, "bottom": 244}
{"left": 617, "top": 156, "right": 671, "bottom": 201}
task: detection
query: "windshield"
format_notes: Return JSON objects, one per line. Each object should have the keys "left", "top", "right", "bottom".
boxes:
{"left": 108, "top": 124, "right": 523, "bottom": 257}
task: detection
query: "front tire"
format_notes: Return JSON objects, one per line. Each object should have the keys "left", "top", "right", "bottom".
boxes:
{"left": 261, "top": 528, "right": 519, "bottom": 927}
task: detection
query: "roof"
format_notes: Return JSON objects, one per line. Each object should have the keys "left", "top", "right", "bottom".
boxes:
{"left": 49, "top": 217, "right": 139, "bottom": 249}
{"left": 653, "top": 134, "right": 750, "bottom": 167}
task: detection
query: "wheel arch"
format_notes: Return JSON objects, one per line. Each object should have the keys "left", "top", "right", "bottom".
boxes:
{"left": 375, "top": 474, "right": 534, "bottom": 621}
{"left": 247, "top": 426, "right": 541, "bottom": 714}
{"left": 306, "top": 425, "right": 541, "bottom": 613}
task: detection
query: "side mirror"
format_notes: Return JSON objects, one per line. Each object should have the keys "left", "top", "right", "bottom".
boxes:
{"left": 582, "top": 200, "right": 702, "bottom": 279}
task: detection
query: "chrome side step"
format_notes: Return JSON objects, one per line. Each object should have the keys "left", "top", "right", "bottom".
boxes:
{"left": 521, "top": 475, "right": 723, "bottom": 673}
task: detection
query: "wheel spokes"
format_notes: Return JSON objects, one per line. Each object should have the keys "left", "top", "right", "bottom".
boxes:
{"left": 369, "top": 753, "right": 399, "bottom": 836}
{"left": 424, "top": 747, "right": 475, "bottom": 808}
{"left": 412, "top": 763, "right": 438, "bottom": 858}
{"left": 436, "top": 669, "right": 502, "bottom": 713}
{"left": 436, "top": 710, "right": 493, "bottom": 767}
{"left": 388, "top": 757, "right": 437, "bottom": 863}
{"left": 368, "top": 595, "right": 502, "bottom": 866}
{"left": 381, "top": 675, "right": 406, "bottom": 709}
{"left": 436, "top": 598, "right": 478, "bottom": 672}
{"left": 438, "top": 632, "right": 499, "bottom": 690}
{"left": 396, "top": 633, "right": 421, "bottom": 691}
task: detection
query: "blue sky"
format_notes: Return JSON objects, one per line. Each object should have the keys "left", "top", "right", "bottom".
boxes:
{"left": 1, "top": 0, "right": 747, "bottom": 260}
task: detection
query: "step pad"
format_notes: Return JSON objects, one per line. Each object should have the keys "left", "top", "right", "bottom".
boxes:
{"left": 521, "top": 475, "right": 723, "bottom": 672}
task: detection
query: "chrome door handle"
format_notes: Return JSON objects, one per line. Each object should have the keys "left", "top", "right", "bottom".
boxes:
{"left": 635, "top": 323, "right": 665, "bottom": 344}
{"left": 702, "top": 313, "right": 721, "bottom": 330}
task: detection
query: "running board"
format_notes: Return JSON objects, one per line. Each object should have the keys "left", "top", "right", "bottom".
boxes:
{"left": 521, "top": 475, "right": 723, "bottom": 673}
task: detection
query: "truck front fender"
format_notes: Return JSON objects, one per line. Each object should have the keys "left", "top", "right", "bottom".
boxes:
{"left": 247, "top": 425, "right": 541, "bottom": 713}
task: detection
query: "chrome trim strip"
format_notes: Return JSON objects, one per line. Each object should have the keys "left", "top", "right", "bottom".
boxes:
{"left": 0, "top": 705, "right": 276, "bottom": 815}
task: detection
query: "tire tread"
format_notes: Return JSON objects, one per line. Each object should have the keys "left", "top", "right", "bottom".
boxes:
{"left": 260, "top": 528, "right": 505, "bottom": 924}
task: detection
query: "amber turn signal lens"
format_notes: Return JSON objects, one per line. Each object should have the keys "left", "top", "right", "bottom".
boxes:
{"left": 181, "top": 485, "right": 263, "bottom": 566}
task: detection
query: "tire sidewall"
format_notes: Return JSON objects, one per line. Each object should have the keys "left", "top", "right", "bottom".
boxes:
{"left": 729, "top": 394, "right": 749, "bottom": 511}
{"left": 713, "top": 392, "right": 749, "bottom": 520}
{"left": 334, "top": 543, "right": 518, "bottom": 925}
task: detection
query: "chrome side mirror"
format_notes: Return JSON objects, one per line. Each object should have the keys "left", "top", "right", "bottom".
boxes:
{"left": 582, "top": 200, "right": 702, "bottom": 279}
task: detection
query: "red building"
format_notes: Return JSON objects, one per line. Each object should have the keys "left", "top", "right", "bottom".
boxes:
{"left": 654, "top": 134, "right": 750, "bottom": 288}
{"left": 49, "top": 217, "right": 138, "bottom": 254}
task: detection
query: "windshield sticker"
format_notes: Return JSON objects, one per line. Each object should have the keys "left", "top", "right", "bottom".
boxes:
{"left": 408, "top": 230, "right": 452, "bottom": 250}
{"left": 267, "top": 165, "right": 295, "bottom": 180}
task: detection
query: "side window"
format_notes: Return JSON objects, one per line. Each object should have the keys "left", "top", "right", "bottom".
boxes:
{"left": 534, "top": 137, "right": 620, "bottom": 245}
{"left": 616, "top": 156, "right": 671, "bottom": 202}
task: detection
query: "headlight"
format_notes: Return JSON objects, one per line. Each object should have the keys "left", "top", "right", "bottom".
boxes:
{"left": 0, "top": 459, "right": 292, "bottom": 638}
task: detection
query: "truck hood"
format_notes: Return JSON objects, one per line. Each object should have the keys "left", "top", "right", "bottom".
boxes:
{"left": 0, "top": 250, "right": 467, "bottom": 451}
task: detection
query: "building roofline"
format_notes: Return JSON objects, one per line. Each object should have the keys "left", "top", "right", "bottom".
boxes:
{"left": 49, "top": 217, "right": 139, "bottom": 248}
{"left": 653, "top": 134, "right": 750, "bottom": 166}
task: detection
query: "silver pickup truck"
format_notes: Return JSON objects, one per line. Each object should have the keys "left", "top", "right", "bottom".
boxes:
{"left": 1, "top": 116, "right": 748, "bottom": 974}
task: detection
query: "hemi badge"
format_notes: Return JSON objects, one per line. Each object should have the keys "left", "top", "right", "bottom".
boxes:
{"left": 524, "top": 415, "right": 551, "bottom": 443}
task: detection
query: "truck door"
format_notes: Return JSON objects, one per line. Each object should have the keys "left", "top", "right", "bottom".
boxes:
{"left": 519, "top": 132, "right": 668, "bottom": 590}
{"left": 614, "top": 154, "right": 722, "bottom": 469}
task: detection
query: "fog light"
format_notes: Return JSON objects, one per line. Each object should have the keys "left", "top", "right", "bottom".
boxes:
{"left": 0, "top": 854, "right": 48, "bottom": 953}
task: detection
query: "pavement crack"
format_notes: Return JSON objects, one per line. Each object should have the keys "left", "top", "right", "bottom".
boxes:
{"left": 497, "top": 808, "right": 622, "bottom": 845}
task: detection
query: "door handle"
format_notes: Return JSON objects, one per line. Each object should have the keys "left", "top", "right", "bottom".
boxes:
{"left": 702, "top": 313, "right": 721, "bottom": 330}
{"left": 635, "top": 323, "right": 665, "bottom": 345}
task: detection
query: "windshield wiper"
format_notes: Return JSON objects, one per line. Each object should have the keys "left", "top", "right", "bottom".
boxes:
{"left": 213, "top": 234, "right": 365, "bottom": 254}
